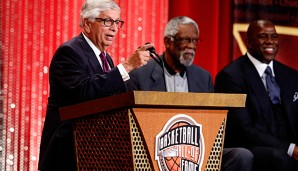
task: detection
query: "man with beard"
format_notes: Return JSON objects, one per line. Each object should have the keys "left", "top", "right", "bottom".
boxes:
{"left": 127, "top": 16, "right": 253, "bottom": 171}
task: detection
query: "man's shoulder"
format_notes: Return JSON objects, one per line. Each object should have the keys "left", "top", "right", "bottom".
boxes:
{"left": 187, "top": 65, "right": 213, "bottom": 80}
{"left": 215, "top": 55, "right": 250, "bottom": 82}
{"left": 139, "top": 59, "right": 159, "bottom": 71}
{"left": 129, "top": 59, "right": 159, "bottom": 76}
{"left": 274, "top": 60, "right": 298, "bottom": 72}
{"left": 62, "top": 34, "right": 83, "bottom": 46}
{"left": 188, "top": 64, "right": 210, "bottom": 74}
{"left": 220, "top": 55, "right": 247, "bottom": 72}
{"left": 55, "top": 34, "right": 86, "bottom": 54}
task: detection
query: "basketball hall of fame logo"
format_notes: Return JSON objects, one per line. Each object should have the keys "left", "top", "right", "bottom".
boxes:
{"left": 155, "top": 114, "right": 205, "bottom": 171}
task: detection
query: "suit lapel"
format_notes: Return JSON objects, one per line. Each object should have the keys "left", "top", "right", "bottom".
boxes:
{"left": 274, "top": 62, "right": 298, "bottom": 139}
{"left": 77, "top": 34, "right": 103, "bottom": 73}
{"left": 274, "top": 61, "right": 290, "bottom": 102}
{"left": 186, "top": 66, "right": 202, "bottom": 92}
{"left": 242, "top": 56, "right": 274, "bottom": 127}
{"left": 78, "top": 33, "right": 115, "bottom": 73}
{"left": 105, "top": 53, "right": 114, "bottom": 69}
{"left": 186, "top": 67, "right": 194, "bottom": 91}
{"left": 150, "top": 60, "right": 166, "bottom": 91}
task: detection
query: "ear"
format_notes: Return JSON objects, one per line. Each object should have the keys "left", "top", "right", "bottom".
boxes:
{"left": 164, "top": 37, "right": 171, "bottom": 48}
{"left": 82, "top": 18, "right": 92, "bottom": 33}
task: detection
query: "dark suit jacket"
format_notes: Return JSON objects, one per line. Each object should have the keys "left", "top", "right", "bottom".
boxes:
{"left": 127, "top": 54, "right": 213, "bottom": 93}
{"left": 214, "top": 55, "right": 298, "bottom": 152}
{"left": 38, "top": 33, "right": 127, "bottom": 170}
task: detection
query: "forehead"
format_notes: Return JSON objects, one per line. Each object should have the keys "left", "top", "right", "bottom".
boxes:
{"left": 98, "top": 9, "right": 120, "bottom": 19}
{"left": 254, "top": 22, "right": 277, "bottom": 34}
{"left": 176, "top": 24, "right": 199, "bottom": 37}
{"left": 258, "top": 26, "right": 277, "bottom": 34}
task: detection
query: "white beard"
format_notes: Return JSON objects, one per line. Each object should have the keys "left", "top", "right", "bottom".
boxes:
{"left": 179, "top": 49, "right": 195, "bottom": 66}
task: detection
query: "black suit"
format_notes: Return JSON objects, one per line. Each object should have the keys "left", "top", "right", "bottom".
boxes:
{"left": 38, "top": 33, "right": 127, "bottom": 170}
{"left": 215, "top": 54, "right": 298, "bottom": 171}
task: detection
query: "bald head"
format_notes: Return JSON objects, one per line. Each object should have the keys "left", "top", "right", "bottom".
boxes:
{"left": 246, "top": 20, "right": 275, "bottom": 40}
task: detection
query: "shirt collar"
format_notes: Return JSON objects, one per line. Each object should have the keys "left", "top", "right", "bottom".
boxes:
{"left": 163, "top": 60, "right": 186, "bottom": 77}
{"left": 82, "top": 33, "right": 104, "bottom": 57}
{"left": 247, "top": 52, "right": 275, "bottom": 77}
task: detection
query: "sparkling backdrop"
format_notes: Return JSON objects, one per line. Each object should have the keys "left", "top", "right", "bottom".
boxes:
{"left": 0, "top": 0, "right": 168, "bottom": 170}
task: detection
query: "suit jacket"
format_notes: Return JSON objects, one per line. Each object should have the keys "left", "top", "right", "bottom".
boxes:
{"left": 38, "top": 33, "right": 127, "bottom": 170}
{"left": 214, "top": 55, "right": 298, "bottom": 152}
{"left": 127, "top": 54, "right": 213, "bottom": 93}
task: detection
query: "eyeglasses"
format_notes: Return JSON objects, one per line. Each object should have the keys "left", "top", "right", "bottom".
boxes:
{"left": 169, "top": 36, "right": 201, "bottom": 45}
{"left": 95, "top": 18, "right": 124, "bottom": 28}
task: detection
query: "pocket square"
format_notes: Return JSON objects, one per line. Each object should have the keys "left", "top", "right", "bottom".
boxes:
{"left": 293, "top": 92, "right": 298, "bottom": 102}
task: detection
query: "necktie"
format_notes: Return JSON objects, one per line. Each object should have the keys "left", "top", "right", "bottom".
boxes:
{"left": 100, "top": 52, "right": 110, "bottom": 72}
{"left": 265, "top": 66, "right": 281, "bottom": 104}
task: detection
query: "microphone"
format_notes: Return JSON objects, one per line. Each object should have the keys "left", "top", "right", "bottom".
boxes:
{"left": 147, "top": 46, "right": 159, "bottom": 58}
{"left": 145, "top": 42, "right": 163, "bottom": 67}
{"left": 145, "top": 42, "right": 166, "bottom": 90}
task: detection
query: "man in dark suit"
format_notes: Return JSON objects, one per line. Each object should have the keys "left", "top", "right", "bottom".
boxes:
{"left": 127, "top": 16, "right": 253, "bottom": 171}
{"left": 38, "top": 0, "right": 153, "bottom": 170}
{"left": 215, "top": 19, "right": 298, "bottom": 171}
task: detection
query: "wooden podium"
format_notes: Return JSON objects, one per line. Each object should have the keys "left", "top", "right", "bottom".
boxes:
{"left": 60, "top": 91, "right": 246, "bottom": 171}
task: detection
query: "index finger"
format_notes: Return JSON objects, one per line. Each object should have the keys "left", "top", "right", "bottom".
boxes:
{"left": 138, "top": 43, "right": 154, "bottom": 51}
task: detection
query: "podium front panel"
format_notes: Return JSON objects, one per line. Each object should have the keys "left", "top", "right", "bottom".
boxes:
{"left": 130, "top": 108, "right": 226, "bottom": 171}
{"left": 73, "top": 107, "right": 226, "bottom": 171}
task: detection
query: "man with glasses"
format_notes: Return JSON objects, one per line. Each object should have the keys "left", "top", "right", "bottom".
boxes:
{"left": 127, "top": 16, "right": 253, "bottom": 171}
{"left": 215, "top": 19, "right": 298, "bottom": 171}
{"left": 38, "top": 0, "right": 153, "bottom": 170}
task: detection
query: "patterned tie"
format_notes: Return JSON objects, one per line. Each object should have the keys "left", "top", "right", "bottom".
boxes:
{"left": 100, "top": 52, "right": 110, "bottom": 72}
{"left": 265, "top": 66, "right": 281, "bottom": 104}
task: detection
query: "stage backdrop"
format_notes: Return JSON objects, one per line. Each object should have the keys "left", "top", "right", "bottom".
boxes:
{"left": 1, "top": 0, "right": 298, "bottom": 170}
{"left": 0, "top": 1, "right": 168, "bottom": 170}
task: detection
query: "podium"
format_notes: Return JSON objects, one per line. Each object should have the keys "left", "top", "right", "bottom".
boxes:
{"left": 60, "top": 91, "right": 246, "bottom": 171}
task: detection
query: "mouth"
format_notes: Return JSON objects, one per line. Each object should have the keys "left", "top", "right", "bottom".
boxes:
{"left": 185, "top": 53, "right": 194, "bottom": 58}
{"left": 183, "top": 50, "right": 195, "bottom": 57}
{"left": 105, "top": 34, "right": 115, "bottom": 41}
{"left": 180, "top": 51, "right": 195, "bottom": 66}
{"left": 182, "top": 52, "right": 195, "bottom": 64}
{"left": 263, "top": 47, "right": 275, "bottom": 54}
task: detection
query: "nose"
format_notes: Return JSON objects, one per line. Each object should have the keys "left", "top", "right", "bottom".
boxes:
{"left": 263, "top": 34, "right": 278, "bottom": 43}
{"left": 185, "top": 41, "right": 197, "bottom": 49}
{"left": 109, "top": 22, "right": 118, "bottom": 31}
{"left": 265, "top": 37, "right": 276, "bottom": 44}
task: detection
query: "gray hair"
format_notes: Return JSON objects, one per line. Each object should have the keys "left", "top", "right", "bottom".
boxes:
{"left": 164, "top": 16, "right": 199, "bottom": 38}
{"left": 79, "top": 0, "right": 120, "bottom": 27}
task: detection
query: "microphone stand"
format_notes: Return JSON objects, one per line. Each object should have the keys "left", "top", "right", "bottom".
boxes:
{"left": 145, "top": 43, "right": 166, "bottom": 90}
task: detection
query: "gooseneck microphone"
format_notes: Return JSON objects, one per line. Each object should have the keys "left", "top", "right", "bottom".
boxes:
{"left": 145, "top": 43, "right": 163, "bottom": 68}
{"left": 145, "top": 42, "right": 166, "bottom": 90}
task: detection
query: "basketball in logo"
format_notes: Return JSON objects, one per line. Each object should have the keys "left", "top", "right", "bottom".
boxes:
{"left": 155, "top": 114, "right": 204, "bottom": 171}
